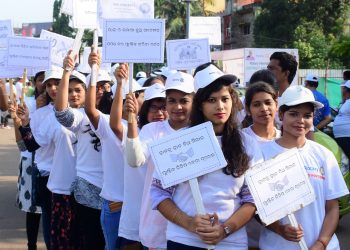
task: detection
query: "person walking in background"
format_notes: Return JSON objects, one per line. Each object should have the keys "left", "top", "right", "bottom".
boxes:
{"left": 304, "top": 74, "right": 332, "bottom": 130}
{"left": 333, "top": 80, "right": 350, "bottom": 159}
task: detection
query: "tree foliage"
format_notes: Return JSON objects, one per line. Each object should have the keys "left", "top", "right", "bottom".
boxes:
{"left": 254, "top": 0, "right": 349, "bottom": 68}
{"left": 52, "top": 0, "right": 74, "bottom": 37}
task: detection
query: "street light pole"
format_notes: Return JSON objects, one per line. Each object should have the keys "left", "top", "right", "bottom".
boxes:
{"left": 183, "top": 0, "right": 197, "bottom": 39}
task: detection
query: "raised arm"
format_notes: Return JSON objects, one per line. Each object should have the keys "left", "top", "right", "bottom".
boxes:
{"left": 85, "top": 47, "right": 101, "bottom": 129}
{"left": 0, "top": 79, "right": 8, "bottom": 111}
{"left": 109, "top": 64, "right": 128, "bottom": 141}
{"left": 55, "top": 51, "right": 75, "bottom": 112}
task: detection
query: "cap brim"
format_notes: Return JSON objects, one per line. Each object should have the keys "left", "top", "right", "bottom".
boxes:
{"left": 165, "top": 86, "right": 193, "bottom": 94}
{"left": 283, "top": 100, "right": 324, "bottom": 109}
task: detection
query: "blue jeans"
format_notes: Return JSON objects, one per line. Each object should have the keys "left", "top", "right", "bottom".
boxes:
{"left": 100, "top": 199, "right": 122, "bottom": 250}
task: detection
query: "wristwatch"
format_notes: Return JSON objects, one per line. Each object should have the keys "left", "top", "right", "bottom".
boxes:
{"left": 221, "top": 224, "right": 232, "bottom": 238}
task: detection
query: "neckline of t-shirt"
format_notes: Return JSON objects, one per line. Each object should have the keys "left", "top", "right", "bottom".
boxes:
{"left": 273, "top": 139, "right": 309, "bottom": 151}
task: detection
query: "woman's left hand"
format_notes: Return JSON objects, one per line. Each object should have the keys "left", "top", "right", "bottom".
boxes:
{"left": 309, "top": 241, "right": 325, "bottom": 250}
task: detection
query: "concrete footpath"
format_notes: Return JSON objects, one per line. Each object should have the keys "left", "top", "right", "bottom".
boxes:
{"left": 1, "top": 126, "right": 350, "bottom": 249}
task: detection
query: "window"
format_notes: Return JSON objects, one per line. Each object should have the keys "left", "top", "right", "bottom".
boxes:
{"left": 239, "top": 23, "right": 250, "bottom": 35}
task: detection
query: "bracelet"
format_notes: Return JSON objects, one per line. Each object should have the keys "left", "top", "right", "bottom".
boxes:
{"left": 316, "top": 239, "right": 327, "bottom": 249}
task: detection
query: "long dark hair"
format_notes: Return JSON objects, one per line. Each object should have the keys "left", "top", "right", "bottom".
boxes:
{"left": 138, "top": 97, "right": 165, "bottom": 128}
{"left": 190, "top": 79, "right": 250, "bottom": 177}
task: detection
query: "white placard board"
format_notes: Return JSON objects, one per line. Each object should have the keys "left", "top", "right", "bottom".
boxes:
{"left": 61, "top": 0, "right": 73, "bottom": 16}
{"left": 0, "top": 49, "right": 30, "bottom": 78}
{"left": 244, "top": 48, "right": 299, "bottom": 85}
{"left": 40, "top": 30, "right": 75, "bottom": 67}
{"left": 245, "top": 149, "right": 315, "bottom": 226}
{"left": 77, "top": 47, "right": 111, "bottom": 74}
{"left": 149, "top": 122, "right": 227, "bottom": 188}
{"left": 72, "top": 0, "right": 98, "bottom": 29}
{"left": 166, "top": 38, "right": 211, "bottom": 70}
{"left": 103, "top": 19, "right": 165, "bottom": 63}
{"left": 7, "top": 37, "right": 51, "bottom": 69}
{"left": 98, "top": 0, "right": 154, "bottom": 19}
{"left": 0, "top": 20, "right": 13, "bottom": 48}
{"left": 189, "top": 17, "right": 221, "bottom": 46}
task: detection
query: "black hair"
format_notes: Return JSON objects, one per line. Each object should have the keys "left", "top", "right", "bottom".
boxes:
{"left": 343, "top": 70, "right": 350, "bottom": 81}
{"left": 142, "top": 76, "right": 164, "bottom": 87}
{"left": 98, "top": 91, "right": 113, "bottom": 114}
{"left": 249, "top": 69, "right": 277, "bottom": 91}
{"left": 270, "top": 52, "right": 298, "bottom": 84}
{"left": 138, "top": 97, "right": 166, "bottom": 128}
{"left": 33, "top": 71, "right": 45, "bottom": 99}
{"left": 190, "top": 78, "right": 250, "bottom": 177}
{"left": 305, "top": 80, "right": 318, "bottom": 88}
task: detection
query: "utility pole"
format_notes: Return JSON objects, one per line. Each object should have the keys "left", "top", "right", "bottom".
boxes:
{"left": 182, "top": 0, "right": 197, "bottom": 39}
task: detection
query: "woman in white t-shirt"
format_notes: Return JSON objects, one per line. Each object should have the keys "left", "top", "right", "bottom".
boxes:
{"left": 242, "top": 81, "right": 280, "bottom": 248}
{"left": 243, "top": 81, "right": 281, "bottom": 143}
{"left": 125, "top": 70, "right": 195, "bottom": 250}
{"left": 150, "top": 63, "right": 263, "bottom": 250}
{"left": 54, "top": 51, "right": 105, "bottom": 250}
{"left": 333, "top": 81, "right": 350, "bottom": 159}
{"left": 259, "top": 85, "right": 349, "bottom": 250}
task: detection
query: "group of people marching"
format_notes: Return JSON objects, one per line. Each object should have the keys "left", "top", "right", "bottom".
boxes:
{"left": 0, "top": 50, "right": 348, "bottom": 250}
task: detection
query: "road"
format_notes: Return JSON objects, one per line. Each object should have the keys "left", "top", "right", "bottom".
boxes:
{"left": 0, "top": 126, "right": 349, "bottom": 249}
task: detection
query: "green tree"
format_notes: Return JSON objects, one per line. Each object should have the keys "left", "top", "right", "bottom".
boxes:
{"left": 52, "top": 0, "right": 74, "bottom": 37}
{"left": 330, "top": 36, "right": 350, "bottom": 68}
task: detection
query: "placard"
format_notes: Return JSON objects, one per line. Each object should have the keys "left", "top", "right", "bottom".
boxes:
{"left": 167, "top": 38, "right": 210, "bottom": 70}
{"left": 245, "top": 149, "right": 315, "bottom": 226}
{"left": 7, "top": 37, "right": 51, "bottom": 69}
{"left": 149, "top": 122, "right": 227, "bottom": 188}
{"left": 0, "top": 20, "right": 13, "bottom": 48}
{"left": 61, "top": 0, "right": 73, "bottom": 16}
{"left": 72, "top": 0, "right": 98, "bottom": 29}
{"left": 98, "top": 0, "right": 154, "bottom": 19}
{"left": 77, "top": 47, "right": 111, "bottom": 74}
{"left": 40, "top": 30, "right": 74, "bottom": 67}
{"left": 189, "top": 17, "right": 221, "bottom": 46}
{"left": 103, "top": 19, "right": 165, "bottom": 63}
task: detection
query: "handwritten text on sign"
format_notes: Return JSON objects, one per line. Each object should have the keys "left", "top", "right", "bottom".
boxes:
{"left": 7, "top": 37, "right": 51, "bottom": 69}
{"left": 0, "top": 20, "right": 13, "bottom": 48}
{"left": 103, "top": 19, "right": 165, "bottom": 63}
{"left": 167, "top": 38, "right": 211, "bottom": 70}
{"left": 40, "top": 30, "right": 74, "bottom": 67}
{"left": 149, "top": 122, "right": 227, "bottom": 188}
{"left": 245, "top": 149, "right": 315, "bottom": 225}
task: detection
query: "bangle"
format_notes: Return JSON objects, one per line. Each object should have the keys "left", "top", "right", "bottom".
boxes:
{"left": 317, "top": 239, "right": 327, "bottom": 249}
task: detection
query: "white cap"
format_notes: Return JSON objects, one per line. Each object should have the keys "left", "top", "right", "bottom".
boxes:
{"left": 43, "top": 66, "right": 64, "bottom": 85}
{"left": 160, "top": 67, "right": 177, "bottom": 78}
{"left": 165, "top": 71, "right": 194, "bottom": 94}
{"left": 70, "top": 70, "right": 87, "bottom": 85}
{"left": 137, "top": 77, "right": 147, "bottom": 86}
{"left": 144, "top": 83, "right": 165, "bottom": 101}
{"left": 136, "top": 71, "right": 147, "bottom": 78}
{"left": 111, "top": 79, "right": 147, "bottom": 99}
{"left": 193, "top": 64, "right": 237, "bottom": 92}
{"left": 341, "top": 80, "right": 350, "bottom": 88}
{"left": 305, "top": 73, "right": 318, "bottom": 82}
{"left": 279, "top": 85, "right": 324, "bottom": 109}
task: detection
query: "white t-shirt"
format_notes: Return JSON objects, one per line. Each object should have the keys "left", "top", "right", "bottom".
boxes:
{"left": 118, "top": 120, "right": 148, "bottom": 242}
{"left": 47, "top": 111, "right": 77, "bottom": 195}
{"left": 15, "top": 81, "right": 23, "bottom": 102}
{"left": 333, "top": 99, "right": 350, "bottom": 138}
{"left": 90, "top": 113, "right": 124, "bottom": 202}
{"left": 241, "top": 125, "right": 281, "bottom": 248}
{"left": 67, "top": 108, "right": 103, "bottom": 188}
{"left": 259, "top": 140, "right": 349, "bottom": 250}
{"left": 30, "top": 104, "right": 55, "bottom": 173}
{"left": 138, "top": 120, "right": 176, "bottom": 248}
{"left": 242, "top": 125, "right": 281, "bottom": 144}
{"left": 161, "top": 133, "right": 263, "bottom": 250}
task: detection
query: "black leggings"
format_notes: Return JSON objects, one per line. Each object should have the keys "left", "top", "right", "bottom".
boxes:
{"left": 26, "top": 212, "right": 41, "bottom": 250}
{"left": 75, "top": 202, "right": 105, "bottom": 250}
{"left": 167, "top": 241, "right": 206, "bottom": 250}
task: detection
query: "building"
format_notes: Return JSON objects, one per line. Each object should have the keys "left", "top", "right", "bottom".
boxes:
{"left": 21, "top": 22, "right": 52, "bottom": 37}
{"left": 223, "top": 0, "right": 262, "bottom": 49}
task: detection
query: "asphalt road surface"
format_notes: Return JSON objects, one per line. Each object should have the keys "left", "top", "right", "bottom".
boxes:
{"left": 0, "top": 126, "right": 349, "bottom": 249}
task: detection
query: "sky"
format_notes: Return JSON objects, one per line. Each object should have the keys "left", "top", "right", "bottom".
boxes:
{"left": 0, "top": 0, "right": 55, "bottom": 28}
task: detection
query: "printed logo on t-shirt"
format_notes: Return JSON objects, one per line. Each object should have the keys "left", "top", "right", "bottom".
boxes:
{"left": 305, "top": 166, "right": 325, "bottom": 180}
